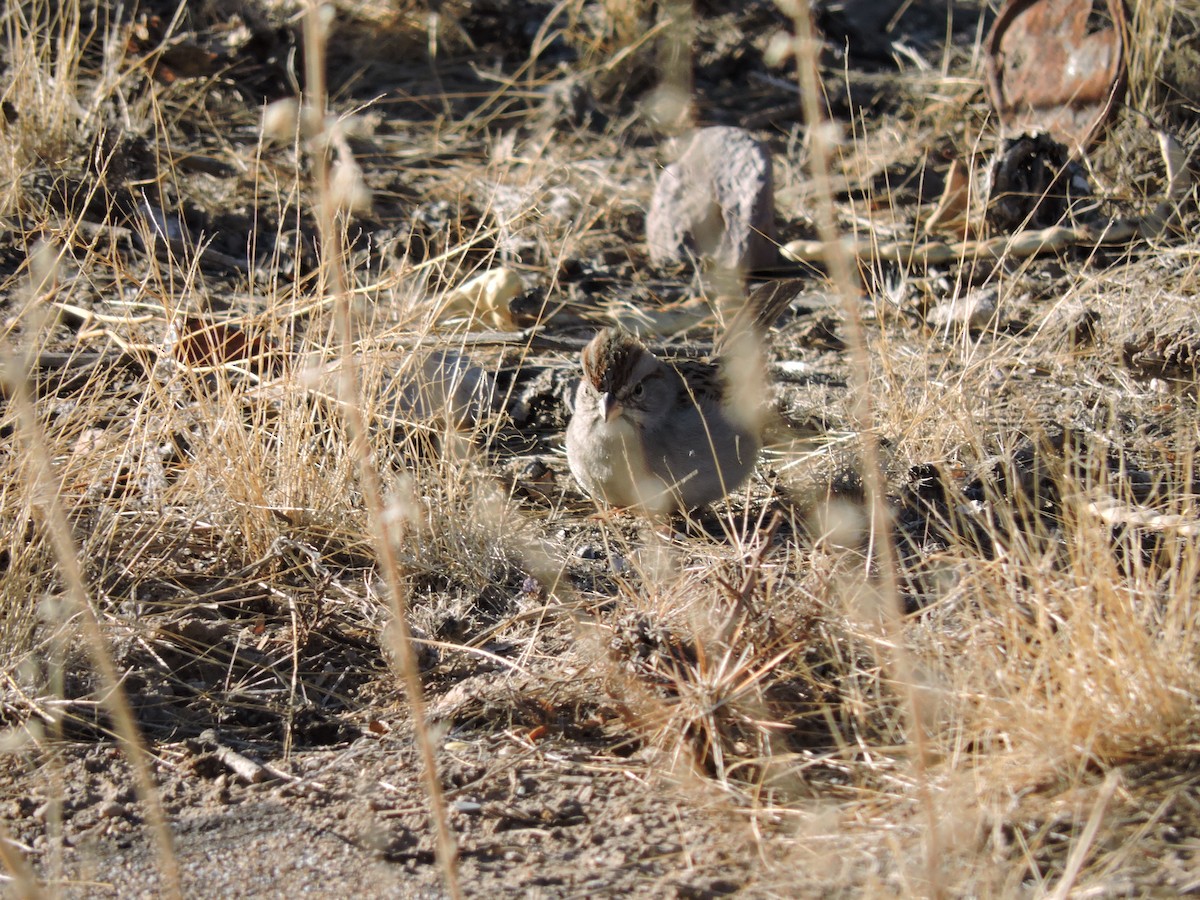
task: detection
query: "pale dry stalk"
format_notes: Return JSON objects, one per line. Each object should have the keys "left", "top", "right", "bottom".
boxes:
{"left": 5, "top": 357, "right": 182, "bottom": 897}
{"left": 787, "top": 1, "right": 943, "bottom": 896}
{"left": 300, "top": 4, "right": 461, "bottom": 896}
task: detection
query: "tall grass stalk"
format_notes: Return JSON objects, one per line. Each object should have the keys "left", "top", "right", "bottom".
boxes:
{"left": 300, "top": 3, "right": 461, "bottom": 896}
{"left": 787, "top": 1, "right": 943, "bottom": 895}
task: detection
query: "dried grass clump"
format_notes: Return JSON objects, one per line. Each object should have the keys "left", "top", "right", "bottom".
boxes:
{"left": 593, "top": 536, "right": 816, "bottom": 782}
{"left": 1127, "top": 0, "right": 1200, "bottom": 121}
{"left": 0, "top": 2, "right": 93, "bottom": 197}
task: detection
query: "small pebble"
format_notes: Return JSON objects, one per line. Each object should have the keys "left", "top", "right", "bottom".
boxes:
{"left": 99, "top": 801, "right": 128, "bottom": 820}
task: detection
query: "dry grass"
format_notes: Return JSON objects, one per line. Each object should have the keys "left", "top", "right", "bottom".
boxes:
{"left": 3, "top": 0, "right": 1200, "bottom": 896}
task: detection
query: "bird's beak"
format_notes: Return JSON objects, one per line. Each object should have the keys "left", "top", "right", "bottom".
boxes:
{"left": 599, "top": 392, "right": 621, "bottom": 422}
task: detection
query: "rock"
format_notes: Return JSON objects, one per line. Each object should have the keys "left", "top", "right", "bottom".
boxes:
{"left": 98, "top": 800, "right": 130, "bottom": 820}
{"left": 303, "top": 346, "right": 498, "bottom": 432}
{"left": 646, "top": 126, "right": 777, "bottom": 273}
{"left": 927, "top": 288, "right": 998, "bottom": 332}
{"left": 383, "top": 349, "right": 497, "bottom": 430}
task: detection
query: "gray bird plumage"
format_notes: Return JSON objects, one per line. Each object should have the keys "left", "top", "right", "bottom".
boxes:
{"left": 566, "top": 328, "right": 761, "bottom": 514}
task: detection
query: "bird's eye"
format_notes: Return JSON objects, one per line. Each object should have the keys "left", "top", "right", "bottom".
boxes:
{"left": 630, "top": 382, "right": 645, "bottom": 399}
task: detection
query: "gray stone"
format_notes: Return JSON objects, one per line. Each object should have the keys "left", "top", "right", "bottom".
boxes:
{"left": 393, "top": 349, "right": 496, "bottom": 428}
{"left": 646, "top": 126, "right": 777, "bottom": 273}
{"left": 927, "top": 288, "right": 999, "bottom": 332}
